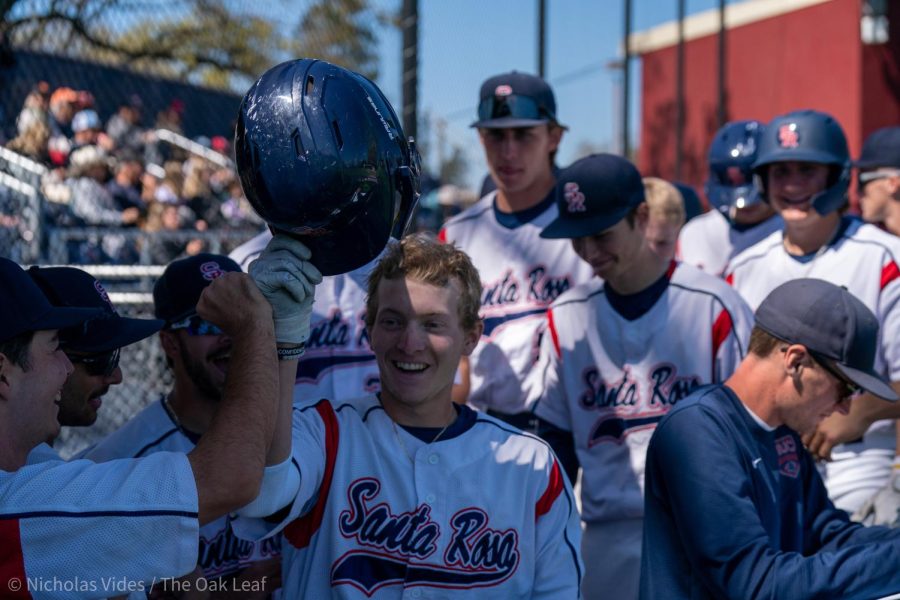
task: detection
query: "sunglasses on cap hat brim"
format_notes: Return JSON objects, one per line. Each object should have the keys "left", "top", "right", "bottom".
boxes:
{"left": 472, "top": 94, "right": 564, "bottom": 129}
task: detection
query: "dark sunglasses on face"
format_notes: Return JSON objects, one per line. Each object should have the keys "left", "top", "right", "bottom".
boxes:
{"left": 477, "top": 94, "right": 548, "bottom": 123}
{"left": 810, "top": 353, "right": 861, "bottom": 399}
{"left": 66, "top": 347, "right": 121, "bottom": 378}
{"left": 168, "top": 314, "right": 224, "bottom": 337}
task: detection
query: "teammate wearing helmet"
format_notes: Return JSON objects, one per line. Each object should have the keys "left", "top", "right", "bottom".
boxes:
{"left": 677, "top": 120, "right": 782, "bottom": 277}
{"left": 725, "top": 109, "right": 900, "bottom": 514}
{"left": 438, "top": 71, "right": 592, "bottom": 427}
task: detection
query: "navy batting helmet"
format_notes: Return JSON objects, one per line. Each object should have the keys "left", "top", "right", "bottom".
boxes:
{"left": 235, "top": 59, "right": 421, "bottom": 276}
{"left": 752, "top": 109, "right": 850, "bottom": 216}
{"left": 705, "top": 120, "right": 764, "bottom": 216}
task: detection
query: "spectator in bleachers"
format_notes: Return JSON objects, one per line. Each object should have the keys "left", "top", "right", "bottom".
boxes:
{"left": 106, "top": 151, "right": 146, "bottom": 214}
{"left": 142, "top": 201, "right": 206, "bottom": 264}
{"left": 66, "top": 145, "right": 140, "bottom": 263}
{"left": 71, "top": 109, "right": 113, "bottom": 153}
{"left": 15, "top": 81, "right": 50, "bottom": 138}
{"left": 6, "top": 118, "right": 50, "bottom": 165}
{"left": 106, "top": 95, "right": 145, "bottom": 155}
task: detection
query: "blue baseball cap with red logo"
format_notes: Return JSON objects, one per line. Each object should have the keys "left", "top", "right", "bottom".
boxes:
{"left": 541, "top": 154, "right": 645, "bottom": 239}
{"left": 153, "top": 254, "right": 242, "bottom": 325}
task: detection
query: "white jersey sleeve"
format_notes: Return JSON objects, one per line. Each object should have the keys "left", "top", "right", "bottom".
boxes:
{"left": 82, "top": 399, "right": 282, "bottom": 580}
{"left": 1, "top": 452, "right": 198, "bottom": 599}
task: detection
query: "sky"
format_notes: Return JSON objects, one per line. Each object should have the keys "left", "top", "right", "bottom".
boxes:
{"left": 370, "top": 0, "right": 747, "bottom": 190}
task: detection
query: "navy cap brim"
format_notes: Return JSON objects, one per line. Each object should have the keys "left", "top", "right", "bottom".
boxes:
{"left": 65, "top": 315, "right": 164, "bottom": 353}
{"left": 540, "top": 209, "right": 628, "bottom": 240}
{"left": 471, "top": 116, "right": 551, "bottom": 129}
{"left": 754, "top": 149, "right": 844, "bottom": 169}
{"left": 834, "top": 362, "right": 898, "bottom": 402}
{"left": 853, "top": 158, "right": 898, "bottom": 170}
{"left": 19, "top": 305, "right": 104, "bottom": 339}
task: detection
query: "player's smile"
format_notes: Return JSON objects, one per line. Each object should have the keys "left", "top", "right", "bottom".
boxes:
{"left": 767, "top": 161, "right": 831, "bottom": 223}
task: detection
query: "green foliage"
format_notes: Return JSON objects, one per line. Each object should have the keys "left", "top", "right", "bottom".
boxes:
{"left": 2, "top": 0, "right": 385, "bottom": 91}
{"left": 292, "top": 0, "right": 379, "bottom": 81}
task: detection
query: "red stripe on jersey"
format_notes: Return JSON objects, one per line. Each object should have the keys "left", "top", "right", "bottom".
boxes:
{"left": 535, "top": 460, "right": 564, "bottom": 521}
{"left": 665, "top": 259, "right": 678, "bottom": 279}
{"left": 0, "top": 519, "right": 30, "bottom": 598}
{"left": 547, "top": 309, "right": 561, "bottom": 358}
{"left": 284, "top": 400, "right": 340, "bottom": 549}
{"left": 437, "top": 228, "right": 447, "bottom": 243}
{"left": 881, "top": 261, "right": 900, "bottom": 290}
{"left": 724, "top": 272, "right": 734, "bottom": 286}
{"left": 711, "top": 309, "right": 733, "bottom": 377}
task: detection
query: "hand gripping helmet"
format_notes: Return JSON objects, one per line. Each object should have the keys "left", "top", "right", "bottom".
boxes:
{"left": 704, "top": 120, "right": 764, "bottom": 216}
{"left": 235, "top": 59, "right": 421, "bottom": 275}
{"left": 752, "top": 109, "right": 850, "bottom": 216}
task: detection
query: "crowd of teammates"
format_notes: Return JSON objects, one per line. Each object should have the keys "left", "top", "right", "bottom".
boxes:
{"left": 2, "top": 82, "right": 264, "bottom": 264}
{"left": 5, "top": 57, "right": 900, "bottom": 600}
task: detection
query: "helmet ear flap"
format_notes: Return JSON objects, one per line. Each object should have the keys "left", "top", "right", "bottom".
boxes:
{"left": 390, "top": 138, "right": 422, "bottom": 239}
{"left": 753, "top": 170, "right": 768, "bottom": 203}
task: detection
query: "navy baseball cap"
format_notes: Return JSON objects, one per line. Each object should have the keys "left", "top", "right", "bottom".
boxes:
{"left": 471, "top": 71, "right": 565, "bottom": 129}
{"left": 854, "top": 126, "right": 900, "bottom": 170}
{"left": 0, "top": 258, "right": 102, "bottom": 344}
{"left": 541, "top": 154, "right": 645, "bottom": 239}
{"left": 153, "top": 253, "right": 242, "bottom": 325}
{"left": 755, "top": 278, "right": 897, "bottom": 402}
{"left": 28, "top": 266, "right": 163, "bottom": 353}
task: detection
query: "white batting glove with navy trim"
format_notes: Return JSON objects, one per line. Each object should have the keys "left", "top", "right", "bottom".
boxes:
{"left": 249, "top": 234, "right": 323, "bottom": 347}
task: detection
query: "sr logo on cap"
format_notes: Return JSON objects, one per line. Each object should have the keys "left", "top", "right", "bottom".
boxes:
{"left": 200, "top": 261, "right": 228, "bottom": 281}
{"left": 778, "top": 123, "right": 800, "bottom": 148}
{"left": 494, "top": 84, "right": 513, "bottom": 97}
{"left": 563, "top": 182, "right": 586, "bottom": 213}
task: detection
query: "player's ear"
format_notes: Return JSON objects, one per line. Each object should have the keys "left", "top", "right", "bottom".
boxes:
{"left": 546, "top": 124, "right": 563, "bottom": 153}
{"left": 0, "top": 352, "right": 13, "bottom": 401}
{"left": 158, "top": 330, "right": 180, "bottom": 362}
{"left": 461, "top": 320, "right": 483, "bottom": 356}
{"left": 782, "top": 344, "right": 809, "bottom": 376}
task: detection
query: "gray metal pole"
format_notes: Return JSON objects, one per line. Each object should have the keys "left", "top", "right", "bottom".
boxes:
{"left": 717, "top": 0, "right": 727, "bottom": 127}
{"left": 623, "top": 0, "right": 632, "bottom": 159}
{"left": 401, "top": 0, "right": 418, "bottom": 140}
{"left": 675, "top": 0, "right": 685, "bottom": 180}
{"left": 538, "top": 0, "right": 547, "bottom": 77}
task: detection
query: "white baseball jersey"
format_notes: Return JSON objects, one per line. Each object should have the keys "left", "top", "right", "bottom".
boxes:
{"left": 1, "top": 450, "right": 198, "bottom": 599}
{"left": 231, "top": 231, "right": 382, "bottom": 405}
{"left": 528, "top": 262, "right": 753, "bottom": 523}
{"left": 677, "top": 210, "right": 783, "bottom": 277}
{"left": 81, "top": 398, "right": 281, "bottom": 580}
{"left": 439, "top": 191, "right": 594, "bottom": 414}
{"left": 725, "top": 216, "right": 900, "bottom": 510}
{"left": 234, "top": 395, "right": 584, "bottom": 598}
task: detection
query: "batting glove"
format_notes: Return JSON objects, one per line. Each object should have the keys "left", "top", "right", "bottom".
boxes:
{"left": 249, "top": 234, "right": 323, "bottom": 347}
{"left": 852, "top": 468, "right": 900, "bottom": 528}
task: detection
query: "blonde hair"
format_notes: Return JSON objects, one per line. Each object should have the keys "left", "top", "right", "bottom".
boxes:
{"left": 643, "top": 177, "right": 685, "bottom": 227}
{"left": 365, "top": 233, "right": 482, "bottom": 333}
